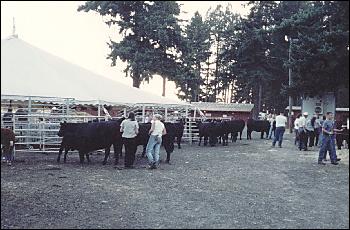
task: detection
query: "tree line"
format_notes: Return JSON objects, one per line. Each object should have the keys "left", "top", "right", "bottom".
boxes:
{"left": 78, "top": 1, "right": 349, "bottom": 118}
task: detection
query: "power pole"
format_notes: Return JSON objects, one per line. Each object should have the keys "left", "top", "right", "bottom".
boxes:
{"left": 288, "top": 37, "right": 298, "bottom": 133}
{"left": 288, "top": 38, "right": 293, "bottom": 133}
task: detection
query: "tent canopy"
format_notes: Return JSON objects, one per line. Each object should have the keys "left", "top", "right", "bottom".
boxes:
{"left": 1, "top": 36, "right": 189, "bottom": 107}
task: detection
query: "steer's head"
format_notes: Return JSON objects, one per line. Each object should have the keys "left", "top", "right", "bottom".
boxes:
{"left": 57, "top": 121, "right": 67, "bottom": 137}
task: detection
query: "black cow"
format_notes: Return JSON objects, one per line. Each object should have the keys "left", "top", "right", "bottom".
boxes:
{"left": 246, "top": 119, "right": 270, "bottom": 139}
{"left": 1, "top": 128, "right": 16, "bottom": 166}
{"left": 197, "top": 121, "right": 221, "bottom": 147}
{"left": 214, "top": 121, "right": 231, "bottom": 146}
{"left": 57, "top": 119, "right": 124, "bottom": 164}
{"left": 335, "top": 121, "right": 349, "bottom": 150}
{"left": 173, "top": 121, "right": 185, "bottom": 149}
{"left": 227, "top": 119, "right": 245, "bottom": 142}
{"left": 138, "top": 122, "right": 175, "bottom": 163}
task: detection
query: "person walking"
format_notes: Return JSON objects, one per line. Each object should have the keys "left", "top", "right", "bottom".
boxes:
{"left": 120, "top": 112, "right": 139, "bottom": 169}
{"left": 306, "top": 115, "right": 316, "bottom": 149}
{"left": 272, "top": 111, "right": 287, "bottom": 148}
{"left": 314, "top": 115, "right": 322, "bottom": 147}
{"left": 298, "top": 112, "right": 309, "bottom": 151}
{"left": 318, "top": 112, "right": 343, "bottom": 165}
{"left": 268, "top": 114, "right": 276, "bottom": 139}
{"left": 146, "top": 114, "right": 166, "bottom": 169}
{"left": 294, "top": 114, "right": 301, "bottom": 146}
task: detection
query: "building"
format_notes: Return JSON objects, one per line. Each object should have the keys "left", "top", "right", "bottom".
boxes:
{"left": 191, "top": 102, "right": 254, "bottom": 121}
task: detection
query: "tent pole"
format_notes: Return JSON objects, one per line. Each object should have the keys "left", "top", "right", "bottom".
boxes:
{"left": 97, "top": 100, "right": 101, "bottom": 117}
{"left": 66, "top": 99, "right": 69, "bottom": 115}
{"left": 123, "top": 108, "right": 127, "bottom": 117}
{"left": 165, "top": 106, "right": 168, "bottom": 122}
{"left": 27, "top": 96, "right": 32, "bottom": 149}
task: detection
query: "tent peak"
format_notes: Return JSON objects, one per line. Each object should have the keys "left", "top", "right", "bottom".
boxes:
{"left": 12, "top": 17, "right": 18, "bottom": 38}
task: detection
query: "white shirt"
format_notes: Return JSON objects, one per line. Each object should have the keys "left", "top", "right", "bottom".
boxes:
{"left": 298, "top": 116, "right": 306, "bottom": 128}
{"left": 120, "top": 119, "right": 139, "bottom": 138}
{"left": 150, "top": 120, "right": 165, "bottom": 136}
{"left": 275, "top": 115, "right": 287, "bottom": 127}
{"left": 294, "top": 118, "right": 300, "bottom": 129}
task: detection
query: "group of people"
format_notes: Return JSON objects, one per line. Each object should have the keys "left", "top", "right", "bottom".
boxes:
{"left": 294, "top": 112, "right": 323, "bottom": 150}
{"left": 119, "top": 112, "right": 166, "bottom": 170}
{"left": 267, "top": 110, "right": 344, "bottom": 166}
{"left": 294, "top": 111, "right": 343, "bottom": 165}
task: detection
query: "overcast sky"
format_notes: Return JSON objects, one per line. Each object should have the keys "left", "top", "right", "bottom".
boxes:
{"left": 1, "top": 1, "right": 249, "bottom": 100}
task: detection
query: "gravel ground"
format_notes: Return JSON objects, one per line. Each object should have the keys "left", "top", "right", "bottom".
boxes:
{"left": 1, "top": 132, "right": 349, "bottom": 229}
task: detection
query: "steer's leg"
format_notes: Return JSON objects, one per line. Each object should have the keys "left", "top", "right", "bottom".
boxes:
{"left": 113, "top": 143, "right": 120, "bottom": 165}
{"left": 141, "top": 145, "right": 146, "bottom": 158}
{"left": 198, "top": 136, "right": 202, "bottom": 146}
{"left": 57, "top": 146, "right": 63, "bottom": 163}
{"left": 79, "top": 151, "right": 85, "bottom": 164}
{"left": 260, "top": 132, "right": 264, "bottom": 139}
{"left": 177, "top": 136, "right": 182, "bottom": 149}
{"left": 103, "top": 146, "right": 111, "bottom": 165}
{"left": 63, "top": 148, "right": 69, "bottom": 163}
{"left": 240, "top": 131, "right": 242, "bottom": 140}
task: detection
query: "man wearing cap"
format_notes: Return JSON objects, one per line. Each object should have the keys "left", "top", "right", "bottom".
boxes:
{"left": 298, "top": 112, "right": 309, "bottom": 151}
{"left": 146, "top": 114, "right": 166, "bottom": 169}
{"left": 272, "top": 111, "right": 287, "bottom": 148}
{"left": 318, "top": 112, "right": 343, "bottom": 165}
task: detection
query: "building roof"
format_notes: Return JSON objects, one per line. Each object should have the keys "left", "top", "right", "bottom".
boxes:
{"left": 191, "top": 102, "right": 254, "bottom": 112}
{"left": 285, "top": 106, "right": 349, "bottom": 112}
{"left": 1, "top": 36, "right": 188, "bottom": 107}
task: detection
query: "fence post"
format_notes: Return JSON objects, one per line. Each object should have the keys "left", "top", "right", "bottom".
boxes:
{"left": 97, "top": 100, "right": 101, "bottom": 117}
{"left": 142, "top": 105, "right": 145, "bottom": 122}
{"left": 189, "top": 118, "right": 192, "bottom": 145}
{"left": 165, "top": 106, "right": 168, "bottom": 122}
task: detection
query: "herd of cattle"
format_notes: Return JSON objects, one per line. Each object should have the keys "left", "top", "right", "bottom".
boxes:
{"left": 1, "top": 118, "right": 348, "bottom": 166}
{"left": 56, "top": 118, "right": 272, "bottom": 165}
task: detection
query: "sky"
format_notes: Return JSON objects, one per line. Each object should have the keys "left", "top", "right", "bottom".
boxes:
{"left": 1, "top": 1, "right": 250, "bottom": 100}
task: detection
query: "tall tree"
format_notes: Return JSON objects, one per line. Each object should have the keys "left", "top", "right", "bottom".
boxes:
{"left": 78, "top": 1, "right": 183, "bottom": 89}
{"left": 206, "top": 5, "right": 236, "bottom": 102}
{"left": 175, "top": 12, "right": 211, "bottom": 102}
{"left": 231, "top": 1, "right": 278, "bottom": 118}
{"left": 278, "top": 1, "right": 349, "bottom": 99}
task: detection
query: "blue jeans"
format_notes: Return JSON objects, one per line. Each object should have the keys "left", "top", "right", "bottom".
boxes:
{"left": 318, "top": 132, "right": 323, "bottom": 147}
{"left": 298, "top": 128, "right": 308, "bottom": 150}
{"left": 318, "top": 135, "right": 337, "bottom": 162}
{"left": 294, "top": 128, "right": 299, "bottom": 146}
{"left": 146, "top": 135, "right": 162, "bottom": 165}
{"left": 268, "top": 125, "right": 275, "bottom": 139}
{"left": 272, "top": 127, "right": 285, "bottom": 147}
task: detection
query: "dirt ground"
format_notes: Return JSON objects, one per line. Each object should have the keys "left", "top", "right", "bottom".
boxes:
{"left": 1, "top": 132, "right": 349, "bottom": 229}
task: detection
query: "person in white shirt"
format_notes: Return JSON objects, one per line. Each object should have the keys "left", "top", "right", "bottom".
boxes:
{"left": 294, "top": 114, "right": 301, "bottom": 146}
{"left": 272, "top": 111, "right": 287, "bottom": 148}
{"left": 298, "top": 112, "right": 309, "bottom": 151}
{"left": 120, "top": 112, "right": 139, "bottom": 168}
{"left": 146, "top": 114, "right": 166, "bottom": 169}
{"left": 268, "top": 114, "right": 276, "bottom": 139}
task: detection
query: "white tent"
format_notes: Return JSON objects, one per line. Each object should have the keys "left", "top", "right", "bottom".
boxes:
{"left": 1, "top": 36, "right": 188, "bottom": 107}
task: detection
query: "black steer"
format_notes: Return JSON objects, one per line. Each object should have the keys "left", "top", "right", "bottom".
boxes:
{"left": 247, "top": 119, "right": 270, "bottom": 140}
{"left": 57, "top": 119, "right": 124, "bottom": 164}
{"left": 227, "top": 119, "right": 245, "bottom": 142}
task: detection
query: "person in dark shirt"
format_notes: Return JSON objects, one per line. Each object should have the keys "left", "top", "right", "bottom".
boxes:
{"left": 318, "top": 112, "right": 343, "bottom": 165}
